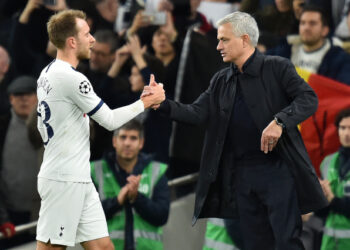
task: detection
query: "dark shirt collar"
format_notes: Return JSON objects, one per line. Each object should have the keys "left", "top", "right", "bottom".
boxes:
{"left": 226, "top": 49, "right": 262, "bottom": 82}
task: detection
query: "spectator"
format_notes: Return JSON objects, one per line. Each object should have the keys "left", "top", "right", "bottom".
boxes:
{"left": 9, "top": 0, "right": 66, "bottom": 77}
{"left": 293, "top": 0, "right": 306, "bottom": 20}
{"left": 0, "top": 76, "right": 40, "bottom": 248}
{"left": 319, "top": 107, "right": 350, "bottom": 250}
{"left": 78, "top": 29, "right": 132, "bottom": 107}
{"left": 90, "top": 119, "right": 170, "bottom": 250}
{"left": 126, "top": 38, "right": 170, "bottom": 163}
{"left": 268, "top": 5, "right": 350, "bottom": 85}
{"left": 333, "top": 0, "right": 350, "bottom": 40}
{"left": 78, "top": 29, "right": 136, "bottom": 160}
{"left": 89, "top": 0, "right": 119, "bottom": 32}
{"left": 255, "top": 0, "right": 298, "bottom": 39}
{"left": 151, "top": 13, "right": 180, "bottom": 99}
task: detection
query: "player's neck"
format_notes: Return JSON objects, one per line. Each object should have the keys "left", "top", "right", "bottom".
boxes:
{"left": 117, "top": 156, "right": 137, "bottom": 174}
{"left": 56, "top": 50, "right": 79, "bottom": 68}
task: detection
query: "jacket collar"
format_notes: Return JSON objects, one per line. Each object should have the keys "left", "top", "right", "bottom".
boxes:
{"left": 225, "top": 49, "right": 263, "bottom": 82}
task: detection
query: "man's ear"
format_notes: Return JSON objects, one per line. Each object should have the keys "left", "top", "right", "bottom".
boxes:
{"left": 67, "top": 37, "right": 77, "bottom": 49}
{"left": 139, "top": 137, "right": 145, "bottom": 150}
{"left": 112, "top": 136, "right": 117, "bottom": 149}
{"left": 321, "top": 25, "right": 330, "bottom": 38}
{"left": 242, "top": 34, "right": 250, "bottom": 48}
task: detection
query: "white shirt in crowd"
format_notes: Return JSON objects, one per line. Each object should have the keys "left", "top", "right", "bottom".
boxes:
{"left": 291, "top": 39, "right": 331, "bottom": 74}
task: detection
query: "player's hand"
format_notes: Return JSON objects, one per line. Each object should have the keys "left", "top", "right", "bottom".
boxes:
{"left": 0, "top": 222, "right": 15, "bottom": 238}
{"left": 141, "top": 75, "right": 165, "bottom": 109}
{"left": 260, "top": 119, "right": 282, "bottom": 154}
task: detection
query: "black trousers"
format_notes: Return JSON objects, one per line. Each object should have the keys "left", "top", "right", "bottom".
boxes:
{"left": 235, "top": 158, "right": 305, "bottom": 250}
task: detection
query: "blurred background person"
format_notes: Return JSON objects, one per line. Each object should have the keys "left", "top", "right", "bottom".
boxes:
{"left": 0, "top": 76, "right": 40, "bottom": 248}
{"left": 318, "top": 107, "right": 350, "bottom": 250}
{"left": 91, "top": 120, "right": 170, "bottom": 250}
{"left": 268, "top": 5, "right": 350, "bottom": 86}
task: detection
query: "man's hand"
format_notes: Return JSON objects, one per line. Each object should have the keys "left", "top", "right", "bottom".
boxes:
{"left": 127, "top": 175, "right": 141, "bottom": 203}
{"left": 117, "top": 185, "right": 129, "bottom": 205}
{"left": 320, "top": 179, "right": 334, "bottom": 203}
{"left": 0, "top": 222, "right": 15, "bottom": 238}
{"left": 141, "top": 74, "right": 165, "bottom": 109}
{"left": 261, "top": 119, "right": 283, "bottom": 154}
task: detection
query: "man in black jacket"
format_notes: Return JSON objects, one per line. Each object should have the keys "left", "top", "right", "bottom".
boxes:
{"left": 146, "top": 11, "right": 328, "bottom": 250}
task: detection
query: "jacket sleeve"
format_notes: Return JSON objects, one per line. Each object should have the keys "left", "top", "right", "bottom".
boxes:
{"left": 158, "top": 71, "right": 220, "bottom": 125}
{"left": 101, "top": 198, "right": 124, "bottom": 220}
{"left": 328, "top": 197, "right": 350, "bottom": 218}
{"left": 273, "top": 57, "right": 318, "bottom": 128}
{"left": 132, "top": 175, "right": 170, "bottom": 226}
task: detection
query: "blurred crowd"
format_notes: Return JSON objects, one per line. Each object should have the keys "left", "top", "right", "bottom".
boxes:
{"left": 0, "top": 0, "right": 350, "bottom": 249}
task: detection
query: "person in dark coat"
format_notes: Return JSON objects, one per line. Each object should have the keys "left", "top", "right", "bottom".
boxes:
{"left": 146, "top": 11, "right": 328, "bottom": 250}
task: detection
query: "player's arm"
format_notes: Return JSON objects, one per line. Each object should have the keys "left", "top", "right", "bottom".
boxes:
{"left": 68, "top": 75, "right": 164, "bottom": 131}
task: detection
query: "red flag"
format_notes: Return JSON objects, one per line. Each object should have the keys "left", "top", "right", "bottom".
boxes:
{"left": 300, "top": 73, "right": 350, "bottom": 176}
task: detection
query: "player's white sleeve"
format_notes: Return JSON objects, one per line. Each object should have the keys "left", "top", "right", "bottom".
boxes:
{"left": 65, "top": 73, "right": 145, "bottom": 130}
{"left": 91, "top": 100, "right": 145, "bottom": 131}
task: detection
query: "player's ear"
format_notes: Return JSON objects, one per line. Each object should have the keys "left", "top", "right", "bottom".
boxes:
{"left": 67, "top": 36, "right": 77, "bottom": 49}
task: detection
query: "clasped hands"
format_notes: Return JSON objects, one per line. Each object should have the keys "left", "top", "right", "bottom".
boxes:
{"left": 118, "top": 175, "right": 142, "bottom": 205}
{"left": 140, "top": 74, "right": 165, "bottom": 110}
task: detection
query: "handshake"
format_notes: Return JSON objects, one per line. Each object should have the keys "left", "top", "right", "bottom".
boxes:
{"left": 140, "top": 74, "right": 165, "bottom": 110}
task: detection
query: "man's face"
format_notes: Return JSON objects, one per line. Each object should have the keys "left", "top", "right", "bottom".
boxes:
{"left": 113, "top": 129, "right": 144, "bottom": 161}
{"left": 152, "top": 30, "right": 174, "bottom": 57}
{"left": 89, "top": 42, "right": 115, "bottom": 73}
{"left": 217, "top": 23, "right": 244, "bottom": 63}
{"left": 299, "top": 11, "right": 328, "bottom": 47}
{"left": 0, "top": 47, "right": 9, "bottom": 77}
{"left": 339, "top": 117, "right": 350, "bottom": 147}
{"left": 293, "top": 0, "right": 305, "bottom": 20}
{"left": 75, "top": 18, "right": 96, "bottom": 60}
{"left": 129, "top": 66, "right": 144, "bottom": 92}
{"left": 275, "top": 0, "right": 291, "bottom": 12}
{"left": 10, "top": 93, "right": 37, "bottom": 119}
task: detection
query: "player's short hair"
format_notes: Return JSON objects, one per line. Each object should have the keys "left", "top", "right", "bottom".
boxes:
{"left": 113, "top": 119, "right": 144, "bottom": 138}
{"left": 335, "top": 108, "right": 350, "bottom": 128}
{"left": 47, "top": 9, "right": 87, "bottom": 49}
{"left": 216, "top": 11, "right": 259, "bottom": 47}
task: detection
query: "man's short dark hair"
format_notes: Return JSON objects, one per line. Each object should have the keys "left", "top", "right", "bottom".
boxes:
{"left": 335, "top": 108, "right": 350, "bottom": 127}
{"left": 93, "top": 29, "right": 119, "bottom": 53}
{"left": 113, "top": 119, "right": 144, "bottom": 138}
{"left": 300, "top": 5, "right": 329, "bottom": 27}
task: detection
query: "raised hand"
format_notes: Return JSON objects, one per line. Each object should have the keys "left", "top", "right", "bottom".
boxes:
{"left": 141, "top": 74, "right": 165, "bottom": 109}
{"left": 107, "top": 45, "right": 130, "bottom": 78}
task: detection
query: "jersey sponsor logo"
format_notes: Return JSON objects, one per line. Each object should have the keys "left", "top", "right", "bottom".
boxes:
{"left": 79, "top": 80, "right": 92, "bottom": 94}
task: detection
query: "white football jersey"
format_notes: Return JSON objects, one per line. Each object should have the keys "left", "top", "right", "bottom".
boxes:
{"left": 37, "top": 59, "right": 144, "bottom": 182}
